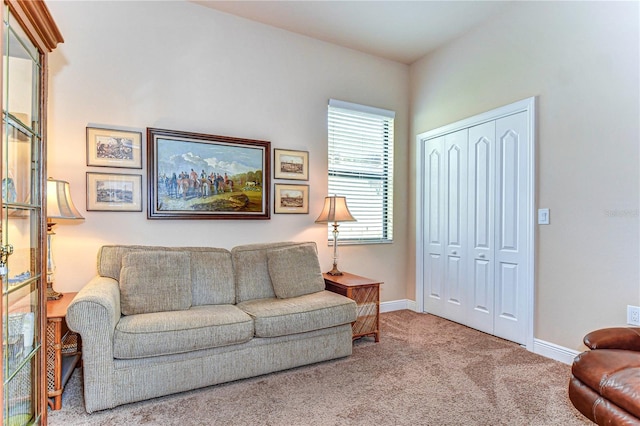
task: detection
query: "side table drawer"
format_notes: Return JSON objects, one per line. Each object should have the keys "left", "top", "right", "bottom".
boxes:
{"left": 324, "top": 281, "right": 347, "bottom": 297}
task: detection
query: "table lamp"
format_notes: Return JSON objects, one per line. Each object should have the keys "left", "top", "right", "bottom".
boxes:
{"left": 46, "top": 178, "right": 84, "bottom": 300}
{"left": 315, "top": 196, "right": 356, "bottom": 276}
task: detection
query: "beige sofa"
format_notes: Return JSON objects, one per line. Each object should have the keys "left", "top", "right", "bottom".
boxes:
{"left": 66, "top": 241, "right": 357, "bottom": 413}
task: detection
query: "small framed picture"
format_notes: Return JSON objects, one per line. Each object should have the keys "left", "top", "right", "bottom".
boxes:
{"left": 86, "top": 172, "right": 142, "bottom": 212}
{"left": 87, "top": 127, "right": 142, "bottom": 169}
{"left": 274, "top": 149, "right": 308, "bottom": 181}
{"left": 274, "top": 183, "right": 309, "bottom": 214}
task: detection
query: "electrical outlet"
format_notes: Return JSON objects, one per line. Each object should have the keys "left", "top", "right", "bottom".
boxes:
{"left": 627, "top": 305, "right": 640, "bottom": 326}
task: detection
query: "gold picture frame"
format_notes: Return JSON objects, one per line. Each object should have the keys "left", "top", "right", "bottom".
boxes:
{"left": 86, "top": 172, "right": 142, "bottom": 212}
{"left": 274, "top": 183, "right": 309, "bottom": 214}
{"left": 86, "top": 127, "right": 142, "bottom": 169}
{"left": 274, "top": 149, "right": 308, "bottom": 181}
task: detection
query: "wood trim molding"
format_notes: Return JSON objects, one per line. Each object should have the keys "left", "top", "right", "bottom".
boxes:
{"left": 6, "top": 0, "right": 63, "bottom": 52}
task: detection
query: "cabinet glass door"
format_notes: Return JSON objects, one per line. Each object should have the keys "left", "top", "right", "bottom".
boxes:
{"left": 2, "top": 5, "right": 44, "bottom": 425}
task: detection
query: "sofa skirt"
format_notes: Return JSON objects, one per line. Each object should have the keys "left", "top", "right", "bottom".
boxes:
{"left": 84, "top": 324, "right": 353, "bottom": 412}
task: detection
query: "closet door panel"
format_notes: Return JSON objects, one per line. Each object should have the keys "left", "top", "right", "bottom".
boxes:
{"left": 497, "top": 262, "right": 519, "bottom": 320}
{"left": 498, "top": 129, "right": 520, "bottom": 251}
{"left": 467, "top": 122, "right": 495, "bottom": 333}
{"left": 423, "top": 129, "right": 469, "bottom": 323}
{"left": 427, "top": 145, "right": 442, "bottom": 248}
{"left": 493, "top": 112, "right": 529, "bottom": 345}
{"left": 446, "top": 256, "right": 462, "bottom": 305}
{"left": 472, "top": 139, "right": 492, "bottom": 250}
{"left": 426, "top": 254, "right": 443, "bottom": 298}
{"left": 443, "top": 130, "right": 468, "bottom": 322}
{"left": 423, "top": 137, "right": 446, "bottom": 317}
{"left": 473, "top": 259, "right": 491, "bottom": 314}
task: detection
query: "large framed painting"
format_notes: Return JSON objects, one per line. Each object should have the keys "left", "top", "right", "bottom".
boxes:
{"left": 147, "top": 128, "right": 270, "bottom": 220}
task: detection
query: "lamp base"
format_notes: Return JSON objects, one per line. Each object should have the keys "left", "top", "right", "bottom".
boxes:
{"left": 46, "top": 282, "right": 62, "bottom": 301}
{"left": 326, "top": 263, "right": 343, "bottom": 276}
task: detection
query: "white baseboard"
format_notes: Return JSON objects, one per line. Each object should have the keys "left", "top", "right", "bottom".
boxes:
{"left": 380, "top": 299, "right": 417, "bottom": 313}
{"left": 381, "top": 299, "right": 580, "bottom": 365}
{"left": 532, "top": 338, "right": 581, "bottom": 365}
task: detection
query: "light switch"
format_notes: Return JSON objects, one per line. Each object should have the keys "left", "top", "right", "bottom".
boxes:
{"left": 538, "top": 208, "right": 550, "bottom": 225}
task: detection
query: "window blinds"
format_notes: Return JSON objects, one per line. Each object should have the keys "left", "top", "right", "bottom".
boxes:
{"left": 327, "top": 99, "right": 394, "bottom": 244}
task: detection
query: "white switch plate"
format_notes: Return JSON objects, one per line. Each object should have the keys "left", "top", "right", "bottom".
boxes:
{"left": 628, "top": 305, "right": 640, "bottom": 326}
{"left": 538, "top": 208, "right": 550, "bottom": 225}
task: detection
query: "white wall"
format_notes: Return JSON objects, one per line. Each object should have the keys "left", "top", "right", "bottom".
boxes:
{"left": 46, "top": 1, "right": 409, "bottom": 302}
{"left": 409, "top": 1, "right": 639, "bottom": 349}
{"left": 46, "top": 0, "right": 638, "bottom": 352}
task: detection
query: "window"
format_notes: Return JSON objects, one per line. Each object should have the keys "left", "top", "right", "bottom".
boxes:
{"left": 327, "top": 99, "right": 394, "bottom": 244}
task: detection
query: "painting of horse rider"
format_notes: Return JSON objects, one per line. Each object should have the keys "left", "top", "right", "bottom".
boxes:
{"left": 86, "top": 127, "right": 142, "bottom": 169}
{"left": 147, "top": 128, "right": 271, "bottom": 220}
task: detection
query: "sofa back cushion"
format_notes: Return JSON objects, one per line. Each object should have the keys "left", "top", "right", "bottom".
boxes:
{"left": 120, "top": 251, "right": 192, "bottom": 315}
{"left": 267, "top": 244, "right": 325, "bottom": 298}
{"left": 98, "top": 245, "right": 235, "bottom": 306}
{"left": 189, "top": 251, "right": 236, "bottom": 306}
{"left": 232, "top": 241, "right": 320, "bottom": 303}
{"left": 98, "top": 245, "right": 147, "bottom": 280}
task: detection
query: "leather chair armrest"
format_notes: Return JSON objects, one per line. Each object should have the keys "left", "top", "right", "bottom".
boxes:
{"left": 584, "top": 327, "right": 640, "bottom": 351}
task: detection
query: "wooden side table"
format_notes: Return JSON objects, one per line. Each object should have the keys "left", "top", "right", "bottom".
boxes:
{"left": 323, "top": 272, "right": 382, "bottom": 342}
{"left": 46, "top": 292, "right": 82, "bottom": 410}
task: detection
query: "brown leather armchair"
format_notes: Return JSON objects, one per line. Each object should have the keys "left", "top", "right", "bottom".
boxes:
{"left": 569, "top": 327, "right": 640, "bottom": 425}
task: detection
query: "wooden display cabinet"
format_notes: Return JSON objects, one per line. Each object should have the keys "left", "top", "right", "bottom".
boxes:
{"left": 1, "top": 1, "right": 63, "bottom": 424}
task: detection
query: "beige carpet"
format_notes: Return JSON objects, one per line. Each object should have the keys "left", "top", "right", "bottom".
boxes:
{"left": 48, "top": 310, "right": 590, "bottom": 425}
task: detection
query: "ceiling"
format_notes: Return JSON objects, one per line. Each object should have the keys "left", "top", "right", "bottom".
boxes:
{"left": 190, "top": 1, "right": 514, "bottom": 65}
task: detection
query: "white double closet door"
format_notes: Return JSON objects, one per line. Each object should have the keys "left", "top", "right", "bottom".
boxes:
{"left": 422, "top": 110, "right": 531, "bottom": 345}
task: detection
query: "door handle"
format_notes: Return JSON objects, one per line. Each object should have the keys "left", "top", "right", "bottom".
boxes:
{"left": 0, "top": 244, "right": 13, "bottom": 259}
{"left": 0, "top": 244, "right": 13, "bottom": 276}
{"left": 479, "top": 253, "right": 486, "bottom": 258}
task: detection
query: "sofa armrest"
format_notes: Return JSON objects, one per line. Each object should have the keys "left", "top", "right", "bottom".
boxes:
{"left": 66, "top": 275, "right": 121, "bottom": 412}
{"left": 67, "top": 275, "right": 121, "bottom": 336}
{"left": 584, "top": 327, "right": 640, "bottom": 351}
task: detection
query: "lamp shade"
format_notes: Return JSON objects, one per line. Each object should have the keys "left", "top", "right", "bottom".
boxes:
{"left": 315, "top": 196, "right": 356, "bottom": 224}
{"left": 46, "top": 178, "right": 84, "bottom": 220}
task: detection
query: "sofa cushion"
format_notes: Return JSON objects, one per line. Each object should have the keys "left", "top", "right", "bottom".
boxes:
{"left": 119, "top": 251, "right": 192, "bottom": 315}
{"left": 232, "top": 241, "right": 319, "bottom": 303}
{"left": 267, "top": 244, "right": 325, "bottom": 299}
{"left": 113, "top": 305, "right": 254, "bottom": 359}
{"left": 189, "top": 250, "right": 235, "bottom": 306}
{"left": 237, "top": 290, "right": 357, "bottom": 338}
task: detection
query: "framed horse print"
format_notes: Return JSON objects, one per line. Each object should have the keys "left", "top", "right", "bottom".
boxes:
{"left": 274, "top": 184, "right": 309, "bottom": 214}
{"left": 86, "top": 126, "right": 142, "bottom": 168}
{"left": 147, "top": 128, "right": 271, "bottom": 219}
{"left": 86, "top": 172, "right": 142, "bottom": 212}
{"left": 274, "top": 149, "right": 308, "bottom": 180}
